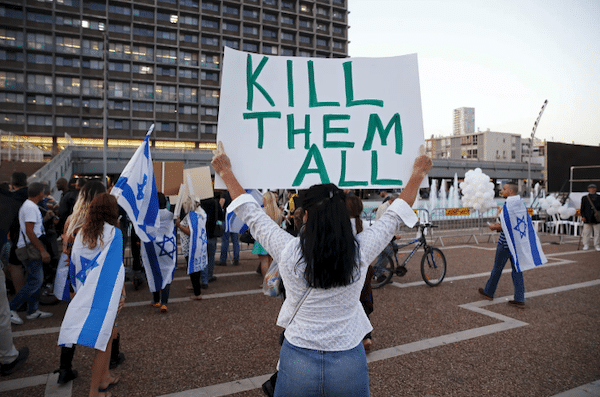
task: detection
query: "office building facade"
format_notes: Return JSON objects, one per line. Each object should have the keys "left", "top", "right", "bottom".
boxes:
{"left": 426, "top": 130, "right": 522, "bottom": 163}
{"left": 0, "top": 0, "right": 349, "bottom": 152}
{"left": 453, "top": 106, "right": 474, "bottom": 136}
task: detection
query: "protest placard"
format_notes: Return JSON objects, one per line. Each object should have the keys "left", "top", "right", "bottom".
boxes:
{"left": 215, "top": 48, "right": 426, "bottom": 190}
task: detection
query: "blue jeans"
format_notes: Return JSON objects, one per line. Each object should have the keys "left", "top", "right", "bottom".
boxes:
{"left": 274, "top": 339, "right": 370, "bottom": 397}
{"left": 9, "top": 258, "right": 44, "bottom": 315}
{"left": 220, "top": 232, "right": 239, "bottom": 263}
{"left": 484, "top": 243, "right": 525, "bottom": 302}
{"left": 202, "top": 237, "right": 217, "bottom": 284}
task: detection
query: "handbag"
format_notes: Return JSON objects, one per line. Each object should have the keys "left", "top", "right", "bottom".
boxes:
{"left": 586, "top": 195, "right": 600, "bottom": 222}
{"left": 239, "top": 229, "right": 255, "bottom": 244}
{"left": 15, "top": 231, "right": 42, "bottom": 262}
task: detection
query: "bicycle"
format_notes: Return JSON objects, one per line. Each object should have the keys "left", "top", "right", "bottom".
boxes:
{"left": 370, "top": 223, "right": 447, "bottom": 288}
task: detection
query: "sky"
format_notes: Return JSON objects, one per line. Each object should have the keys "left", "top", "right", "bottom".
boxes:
{"left": 347, "top": 0, "right": 600, "bottom": 146}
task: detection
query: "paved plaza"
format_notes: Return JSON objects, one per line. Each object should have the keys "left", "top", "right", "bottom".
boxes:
{"left": 1, "top": 234, "right": 599, "bottom": 397}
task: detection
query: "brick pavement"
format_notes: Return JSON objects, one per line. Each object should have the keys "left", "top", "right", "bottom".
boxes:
{"left": 1, "top": 236, "right": 599, "bottom": 397}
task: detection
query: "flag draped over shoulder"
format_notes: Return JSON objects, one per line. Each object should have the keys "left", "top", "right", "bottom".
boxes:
{"left": 141, "top": 209, "right": 177, "bottom": 292}
{"left": 53, "top": 252, "right": 71, "bottom": 301}
{"left": 500, "top": 196, "right": 547, "bottom": 272}
{"left": 111, "top": 125, "right": 159, "bottom": 242}
{"left": 225, "top": 189, "right": 263, "bottom": 234}
{"left": 187, "top": 208, "right": 208, "bottom": 274}
{"left": 58, "top": 224, "right": 124, "bottom": 351}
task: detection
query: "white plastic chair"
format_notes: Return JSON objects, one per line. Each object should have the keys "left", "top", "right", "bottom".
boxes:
{"left": 568, "top": 216, "right": 583, "bottom": 236}
{"left": 546, "top": 214, "right": 570, "bottom": 235}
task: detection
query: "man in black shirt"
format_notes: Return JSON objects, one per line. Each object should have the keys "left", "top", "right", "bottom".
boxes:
{"left": 580, "top": 183, "right": 600, "bottom": 251}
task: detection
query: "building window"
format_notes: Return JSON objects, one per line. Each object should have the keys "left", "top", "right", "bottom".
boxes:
{"left": 262, "top": 45, "right": 278, "bottom": 55}
{"left": 156, "top": 48, "right": 177, "bottom": 64}
{"left": 300, "top": 3, "right": 311, "bottom": 13}
{"left": 223, "top": 22, "right": 239, "bottom": 32}
{"left": 281, "top": 48, "right": 294, "bottom": 56}
{"left": 156, "top": 103, "right": 176, "bottom": 113}
{"left": 109, "top": 100, "right": 130, "bottom": 111}
{"left": 317, "top": 7, "right": 329, "bottom": 16}
{"left": 55, "top": 77, "right": 81, "bottom": 95}
{"left": 202, "top": 2, "right": 219, "bottom": 12}
{"left": 333, "top": 25, "right": 344, "bottom": 34}
{"left": 317, "top": 23, "right": 328, "bottom": 32}
{"left": 317, "top": 38, "right": 328, "bottom": 47}
{"left": 201, "top": 18, "right": 219, "bottom": 29}
{"left": 0, "top": 49, "right": 24, "bottom": 62}
{"left": 110, "top": 119, "right": 131, "bottom": 130}
{"left": 82, "top": 59, "right": 103, "bottom": 69}
{"left": 131, "top": 83, "right": 153, "bottom": 100}
{"left": 224, "top": 5, "right": 239, "bottom": 15}
{"left": 1, "top": 113, "right": 25, "bottom": 125}
{"left": 56, "top": 117, "right": 80, "bottom": 128}
{"left": 0, "top": 92, "right": 24, "bottom": 103}
{"left": 299, "top": 35, "right": 312, "bottom": 44}
{"left": 181, "top": 33, "right": 199, "bottom": 43}
{"left": 109, "top": 23, "right": 131, "bottom": 34}
{"left": 0, "top": 29, "right": 24, "bottom": 48}
{"left": 179, "top": 87, "right": 198, "bottom": 103}
{"left": 82, "top": 99, "right": 102, "bottom": 109}
{"left": 27, "top": 115, "right": 53, "bottom": 126}
{"left": 333, "top": 41, "right": 344, "bottom": 50}
{"left": 109, "top": 62, "right": 131, "bottom": 72}
{"left": 109, "top": 43, "right": 131, "bottom": 59}
{"left": 299, "top": 50, "right": 312, "bottom": 57}
{"left": 158, "top": 66, "right": 177, "bottom": 77}
{"left": 156, "top": 85, "right": 177, "bottom": 101}
{"left": 243, "top": 9, "right": 259, "bottom": 19}
{"left": 133, "top": 101, "right": 153, "bottom": 112}
{"left": 0, "top": 72, "right": 25, "bottom": 91}
{"left": 158, "top": 0, "right": 177, "bottom": 4}
{"left": 263, "top": 29, "right": 277, "bottom": 38}
{"left": 27, "top": 74, "right": 53, "bottom": 93}
{"left": 263, "top": 12, "right": 277, "bottom": 22}
{"left": 132, "top": 120, "right": 153, "bottom": 131}
{"left": 179, "top": 51, "right": 198, "bottom": 66}
{"left": 56, "top": 0, "right": 80, "bottom": 6}
{"left": 132, "top": 45, "right": 153, "bottom": 62}
{"left": 281, "top": 15, "right": 295, "bottom": 25}
{"left": 299, "top": 19, "right": 312, "bottom": 28}
{"left": 201, "top": 124, "right": 216, "bottom": 134}
{"left": 108, "top": 4, "right": 131, "bottom": 15}
{"left": 133, "top": 26, "right": 154, "bottom": 37}
{"left": 179, "top": 123, "right": 199, "bottom": 133}
{"left": 82, "top": 39, "right": 103, "bottom": 57}
{"left": 179, "top": 105, "right": 198, "bottom": 114}
{"left": 201, "top": 107, "right": 218, "bottom": 116}
{"left": 243, "top": 42, "right": 258, "bottom": 52}
{"left": 109, "top": 81, "right": 130, "bottom": 98}
{"left": 223, "top": 39, "right": 239, "bottom": 49}
{"left": 200, "top": 89, "right": 219, "bottom": 105}
{"left": 333, "top": 11, "right": 345, "bottom": 20}
{"left": 201, "top": 71, "right": 218, "bottom": 81}
{"left": 281, "top": 32, "right": 295, "bottom": 41}
{"left": 27, "top": 33, "right": 53, "bottom": 51}
{"left": 243, "top": 25, "right": 259, "bottom": 35}
{"left": 133, "top": 7, "right": 154, "bottom": 19}
{"left": 157, "top": 30, "right": 177, "bottom": 41}
{"left": 55, "top": 97, "right": 80, "bottom": 107}
{"left": 27, "top": 11, "right": 53, "bottom": 24}
{"left": 181, "top": 0, "right": 199, "bottom": 7}
{"left": 180, "top": 15, "right": 199, "bottom": 26}
{"left": 81, "top": 79, "right": 103, "bottom": 96}
{"left": 132, "top": 64, "right": 154, "bottom": 75}
{"left": 282, "top": 1, "right": 294, "bottom": 10}
{"left": 201, "top": 36, "right": 219, "bottom": 46}
{"left": 263, "top": 0, "right": 277, "bottom": 6}
{"left": 29, "top": 53, "right": 54, "bottom": 66}
{"left": 179, "top": 68, "right": 198, "bottom": 79}
{"left": 156, "top": 122, "right": 175, "bottom": 132}
{"left": 201, "top": 53, "right": 219, "bottom": 69}
{"left": 27, "top": 94, "right": 52, "bottom": 105}
{"left": 0, "top": 5, "right": 24, "bottom": 20}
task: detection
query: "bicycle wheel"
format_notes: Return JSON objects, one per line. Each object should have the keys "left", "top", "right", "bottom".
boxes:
{"left": 370, "top": 252, "right": 394, "bottom": 289}
{"left": 420, "top": 247, "right": 446, "bottom": 286}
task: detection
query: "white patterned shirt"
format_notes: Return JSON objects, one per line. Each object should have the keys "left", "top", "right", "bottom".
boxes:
{"left": 229, "top": 194, "right": 418, "bottom": 352}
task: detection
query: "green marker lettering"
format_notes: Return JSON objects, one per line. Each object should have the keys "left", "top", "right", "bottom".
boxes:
{"left": 343, "top": 62, "right": 384, "bottom": 107}
{"left": 362, "top": 113, "right": 403, "bottom": 154}
{"left": 287, "top": 114, "right": 311, "bottom": 149}
{"left": 338, "top": 151, "right": 368, "bottom": 187}
{"left": 246, "top": 54, "right": 275, "bottom": 111}
{"left": 287, "top": 60, "right": 294, "bottom": 107}
{"left": 323, "top": 114, "right": 354, "bottom": 149}
{"left": 243, "top": 111, "right": 281, "bottom": 149}
{"left": 292, "top": 144, "right": 330, "bottom": 186}
{"left": 370, "top": 150, "right": 402, "bottom": 186}
{"left": 308, "top": 60, "right": 340, "bottom": 108}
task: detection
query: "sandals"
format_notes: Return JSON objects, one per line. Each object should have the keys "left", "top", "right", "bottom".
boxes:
{"left": 99, "top": 376, "right": 120, "bottom": 392}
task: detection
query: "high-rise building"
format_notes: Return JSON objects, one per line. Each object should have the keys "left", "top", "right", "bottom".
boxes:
{"left": 0, "top": 0, "right": 349, "bottom": 152}
{"left": 453, "top": 107, "right": 474, "bottom": 136}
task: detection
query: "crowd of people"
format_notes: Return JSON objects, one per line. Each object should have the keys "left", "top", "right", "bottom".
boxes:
{"left": 1, "top": 155, "right": 598, "bottom": 396}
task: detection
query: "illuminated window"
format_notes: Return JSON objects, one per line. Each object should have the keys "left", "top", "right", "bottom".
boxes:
{"left": 179, "top": 87, "right": 198, "bottom": 103}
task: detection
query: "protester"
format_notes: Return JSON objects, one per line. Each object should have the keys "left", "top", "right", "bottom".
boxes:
{"left": 9, "top": 182, "right": 54, "bottom": 325}
{"left": 479, "top": 183, "right": 528, "bottom": 307}
{"left": 58, "top": 193, "right": 125, "bottom": 397}
{"left": 217, "top": 192, "right": 240, "bottom": 266}
{"left": 580, "top": 183, "right": 600, "bottom": 251}
{"left": 175, "top": 200, "right": 208, "bottom": 300}
{"left": 57, "top": 177, "right": 81, "bottom": 235}
{"left": 212, "top": 142, "right": 432, "bottom": 397}
{"left": 200, "top": 197, "right": 222, "bottom": 288}
{"left": 142, "top": 193, "right": 176, "bottom": 312}
{"left": 5, "top": 172, "right": 29, "bottom": 295}
{"left": 254, "top": 191, "right": 283, "bottom": 278}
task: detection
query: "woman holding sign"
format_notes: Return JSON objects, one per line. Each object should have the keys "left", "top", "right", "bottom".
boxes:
{"left": 212, "top": 142, "right": 432, "bottom": 397}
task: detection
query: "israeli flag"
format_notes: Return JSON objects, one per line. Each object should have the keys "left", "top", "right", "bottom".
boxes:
{"left": 501, "top": 196, "right": 547, "bottom": 272}
{"left": 225, "top": 189, "right": 263, "bottom": 234}
{"left": 141, "top": 209, "right": 177, "bottom": 292}
{"left": 53, "top": 252, "right": 71, "bottom": 301}
{"left": 111, "top": 125, "right": 159, "bottom": 242}
{"left": 58, "top": 224, "right": 125, "bottom": 351}
{"left": 187, "top": 208, "right": 208, "bottom": 274}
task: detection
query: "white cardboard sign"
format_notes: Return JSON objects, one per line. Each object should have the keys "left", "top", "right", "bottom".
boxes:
{"left": 215, "top": 48, "right": 425, "bottom": 190}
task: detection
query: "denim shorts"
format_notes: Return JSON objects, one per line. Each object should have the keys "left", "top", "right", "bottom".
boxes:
{"left": 274, "top": 338, "right": 370, "bottom": 397}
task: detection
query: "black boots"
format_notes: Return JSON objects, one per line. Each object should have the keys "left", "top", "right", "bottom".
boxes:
{"left": 109, "top": 333, "right": 125, "bottom": 369}
{"left": 56, "top": 346, "right": 78, "bottom": 384}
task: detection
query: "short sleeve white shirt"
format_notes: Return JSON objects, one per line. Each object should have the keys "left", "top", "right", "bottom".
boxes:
{"left": 18, "top": 199, "right": 44, "bottom": 248}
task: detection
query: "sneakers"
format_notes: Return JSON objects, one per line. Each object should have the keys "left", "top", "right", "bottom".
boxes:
{"left": 150, "top": 302, "right": 161, "bottom": 308}
{"left": 10, "top": 311, "right": 23, "bottom": 325}
{"left": 508, "top": 300, "right": 525, "bottom": 308}
{"left": 26, "top": 310, "right": 53, "bottom": 320}
{"left": 233, "top": 259, "right": 240, "bottom": 266}
{"left": 582, "top": 245, "right": 589, "bottom": 250}
{"left": 478, "top": 288, "right": 494, "bottom": 301}
{"left": 1, "top": 347, "right": 29, "bottom": 376}
{"left": 596, "top": 246, "right": 600, "bottom": 251}
{"left": 160, "top": 304, "right": 168, "bottom": 313}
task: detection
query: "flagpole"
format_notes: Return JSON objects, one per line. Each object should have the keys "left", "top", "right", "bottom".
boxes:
{"left": 102, "top": 30, "right": 108, "bottom": 187}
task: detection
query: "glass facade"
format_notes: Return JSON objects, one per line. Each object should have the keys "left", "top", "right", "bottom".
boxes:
{"left": 0, "top": 0, "right": 348, "bottom": 144}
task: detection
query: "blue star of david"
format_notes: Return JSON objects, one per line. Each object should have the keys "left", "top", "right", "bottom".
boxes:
{"left": 514, "top": 216, "right": 527, "bottom": 239}
{"left": 157, "top": 234, "right": 177, "bottom": 259}
{"left": 76, "top": 252, "right": 102, "bottom": 284}
{"left": 200, "top": 229, "right": 207, "bottom": 245}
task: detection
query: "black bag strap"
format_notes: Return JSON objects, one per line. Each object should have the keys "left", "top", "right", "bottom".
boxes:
{"left": 587, "top": 195, "right": 600, "bottom": 217}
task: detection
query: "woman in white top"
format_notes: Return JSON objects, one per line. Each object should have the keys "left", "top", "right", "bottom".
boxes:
{"left": 212, "top": 142, "right": 432, "bottom": 397}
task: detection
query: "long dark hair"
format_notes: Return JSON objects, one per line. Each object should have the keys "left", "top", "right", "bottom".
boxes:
{"left": 345, "top": 195, "right": 364, "bottom": 234}
{"left": 298, "top": 184, "right": 358, "bottom": 289}
{"left": 80, "top": 193, "right": 119, "bottom": 249}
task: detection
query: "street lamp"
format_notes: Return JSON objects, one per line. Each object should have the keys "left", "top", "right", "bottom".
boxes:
{"left": 527, "top": 100, "right": 548, "bottom": 200}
